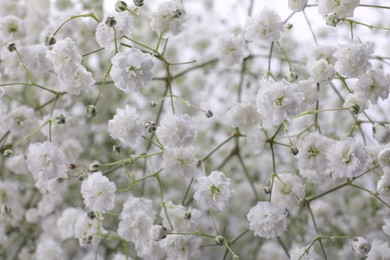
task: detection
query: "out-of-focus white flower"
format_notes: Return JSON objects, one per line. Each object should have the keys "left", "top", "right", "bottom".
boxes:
{"left": 150, "top": 0, "right": 187, "bottom": 38}
{"left": 56, "top": 207, "right": 84, "bottom": 240}
{"left": 373, "top": 123, "right": 390, "bottom": 145}
{"left": 256, "top": 80, "right": 305, "bottom": 126}
{"left": 216, "top": 34, "right": 248, "bottom": 66}
{"left": 307, "top": 59, "right": 335, "bottom": 84}
{"left": 334, "top": 39, "right": 373, "bottom": 78}
{"left": 150, "top": 225, "right": 168, "bottom": 241}
{"left": 227, "top": 102, "right": 261, "bottom": 129}
{"left": 80, "top": 172, "right": 116, "bottom": 213}
{"left": 110, "top": 48, "right": 154, "bottom": 93}
{"left": 354, "top": 69, "right": 390, "bottom": 105}
{"left": 247, "top": 201, "right": 287, "bottom": 239}
{"left": 377, "top": 168, "right": 390, "bottom": 197}
{"left": 246, "top": 127, "right": 267, "bottom": 155}
{"left": 0, "top": 15, "right": 26, "bottom": 43}
{"left": 156, "top": 113, "right": 197, "bottom": 148}
{"left": 244, "top": 9, "right": 283, "bottom": 45}
{"left": 46, "top": 37, "right": 82, "bottom": 75}
{"left": 378, "top": 148, "right": 390, "bottom": 169}
{"left": 352, "top": 237, "right": 371, "bottom": 256}
{"left": 327, "top": 138, "right": 367, "bottom": 179}
{"left": 26, "top": 141, "right": 67, "bottom": 193}
{"left": 365, "top": 239, "right": 390, "bottom": 259}
{"left": 383, "top": 219, "right": 390, "bottom": 236}
{"left": 162, "top": 146, "right": 201, "bottom": 179}
{"left": 58, "top": 64, "right": 95, "bottom": 95}
{"left": 160, "top": 235, "right": 202, "bottom": 260}
{"left": 288, "top": 0, "right": 308, "bottom": 12}
{"left": 319, "top": 0, "right": 360, "bottom": 18}
{"left": 74, "top": 213, "right": 102, "bottom": 246}
{"left": 35, "top": 238, "right": 66, "bottom": 260}
{"left": 272, "top": 173, "right": 305, "bottom": 210}
{"left": 4, "top": 105, "right": 38, "bottom": 140}
{"left": 107, "top": 105, "right": 143, "bottom": 146}
{"left": 343, "top": 93, "right": 368, "bottom": 114}
{"left": 160, "top": 202, "right": 201, "bottom": 232}
{"left": 193, "top": 171, "right": 233, "bottom": 212}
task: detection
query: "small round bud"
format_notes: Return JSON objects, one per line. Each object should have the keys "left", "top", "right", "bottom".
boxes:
{"left": 7, "top": 43, "right": 16, "bottom": 52}
{"left": 105, "top": 17, "right": 117, "bottom": 27}
{"left": 263, "top": 186, "right": 272, "bottom": 195}
{"left": 113, "top": 143, "right": 121, "bottom": 153}
{"left": 81, "top": 233, "right": 93, "bottom": 244}
{"left": 88, "top": 161, "right": 101, "bottom": 172}
{"left": 56, "top": 177, "right": 65, "bottom": 183}
{"left": 3, "top": 149, "right": 12, "bottom": 157}
{"left": 145, "top": 121, "right": 157, "bottom": 133}
{"left": 150, "top": 101, "right": 157, "bottom": 108}
{"left": 45, "top": 35, "right": 56, "bottom": 46}
{"left": 115, "top": 1, "right": 128, "bottom": 12}
{"left": 85, "top": 105, "right": 98, "bottom": 118}
{"left": 150, "top": 225, "right": 168, "bottom": 241}
{"left": 325, "top": 13, "right": 340, "bottom": 27}
{"left": 349, "top": 104, "right": 360, "bottom": 115}
{"left": 286, "top": 23, "right": 293, "bottom": 30}
{"left": 215, "top": 236, "right": 225, "bottom": 246}
{"left": 87, "top": 211, "right": 96, "bottom": 220}
{"left": 289, "top": 146, "right": 299, "bottom": 155}
{"left": 285, "top": 71, "right": 298, "bottom": 83}
{"left": 205, "top": 110, "right": 213, "bottom": 118}
{"left": 55, "top": 114, "right": 66, "bottom": 124}
{"left": 69, "top": 163, "right": 77, "bottom": 170}
{"left": 172, "top": 9, "right": 183, "bottom": 18}
{"left": 183, "top": 211, "right": 192, "bottom": 220}
{"left": 298, "top": 198, "right": 307, "bottom": 207}
{"left": 133, "top": 0, "right": 144, "bottom": 7}
{"left": 352, "top": 237, "right": 371, "bottom": 256}
{"left": 0, "top": 204, "right": 11, "bottom": 215}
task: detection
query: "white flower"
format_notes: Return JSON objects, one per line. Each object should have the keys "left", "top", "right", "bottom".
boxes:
{"left": 378, "top": 148, "right": 390, "bottom": 169}
{"left": 343, "top": 93, "right": 368, "bottom": 114}
{"left": 4, "top": 105, "right": 38, "bottom": 140}
{"left": 35, "top": 238, "right": 65, "bottom": 260}
{"left": 318, "top": 0, "right": 360, "bottom": 18}
{"left": 156, "top": 113, "right": 197, "bottom": 148}
{"left": 377, "top": 168, "right": 390, "bottom": 197}
{"left": 256, "top": 80, "right": 305, "bottom": 125}
{"left": 162, "top": 146, "right": 201, "bottom": 179}
{"left": 352, "top": 237, "right": 371, "bottom": 256}
{"left": 160, "top": 202, "right": 201, "bottom": 232}
{"left": 150, "top": 0, "right": 187, "bottom": 38}
{"left": 110, "top": 48, "right": 154, "bottom": 93}
{"left": 246, "top": 127, "right": 267, "bottom": 155}
{"left": 80, "top": 172, "right": 116, "bottom": 213}
{"left": 74, "top": 213, "right": 102, "bottom": 246}
{"left": 26, "top": 141, "right": 67, "bottom": 193}
{"left": 216, "top": 34, "right": 248, "bottom": 66}
{"left": 244, "top": 9, "right": 283, "bottom": 45}
{"left": 160, "top": 235, "right": 202, "bottom": 260}
{"left": 227, "top": 102, "right": 261, "bottom": 129}
{"left": 334, "top": 39, "right": 373, "bottom": 78}
{"left": 193, "top": 171, "right": 233, "bottom": 212}
{"left": 58, "top": 64, "right": 95, "bottom": 95}
{"left": 308, "top": 45, "right": 337, "bottom": 65}
{"left": 307, "top": 59, "right": 335, "bottom": 84}
{"left": 150, "top": 225, "right": 168, "bottom": 241}
{"left": 373, "top": 123, "right": 390, "bottom": 145}
{"left": 296, "top": 132, "right": 332, "bottom": 180}
{"left": 56, "top": 207, "right": 84, "bottom": 240}
{"left": 327, "top": 138, "right": 368, "bottom": 179}
{"left": 247, "top": 201, "right": 287, "bottom": 239}
{"left": 107, "top": 105, "right": 143, "bottom": 146}
{"left": 288, "top": 0, "right": 308, "bottom": 12}
{"left": 354, "top": 69, "right": 390, "bottom": 105}
{"left": 0, "top": 15, "right": 26, "bottom": 43}
{"left": 383, "top": 219, "right": 390, "bottom": 236}
{"left": 366, "top": 239, "right": 390, "bottom": 260}
{"left": 272, "top": 173, "right": 305, "bottom": 211}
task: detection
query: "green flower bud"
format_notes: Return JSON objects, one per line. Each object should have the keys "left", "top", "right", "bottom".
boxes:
{"left": 86, "top": 105, "right": 98, "bottom": 118}
{"left": 215, "top": 236, "right": 225, "bottom": 246}
{"left": 45, "top": 35, "right": 56, "bottom": 46}
{"left": 115, "top": 1, "right": 128, "bottom": 12}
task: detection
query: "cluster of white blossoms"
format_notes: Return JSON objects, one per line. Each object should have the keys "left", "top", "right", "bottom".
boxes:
{"left": 3, "top": 0, "right": 390, "bottom": 259}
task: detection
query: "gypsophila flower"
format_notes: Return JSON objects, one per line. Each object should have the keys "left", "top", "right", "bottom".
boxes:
{"left": 343, "top": 93, "right": 368, "bottom": 114}
{"left": 365, "top": 239, "right": 390, "bottom": 260}
{"left": 256, "top": 79, "right": 305, "bottom": 125}
{"left": 162, "top": 146, "right": 201, "bottom": 179}
{"left": 227, "top": 101, "right": 261, "bottom": 129}
{"left": 383, "top": 219, "right": 390, "bottom": 236}
{"left": 307, "top": 59, "right": 336, "bottom": 84}
{"left": 216, "top": 34, "right": 248, "bottom": 66}
{"left": 0, "top": 15, "right": 26, "bottom": 43}
{"left": 161, "top": 202, "right": 201, "bottom": 231}
{"left": 35, "top": 238, "right": 65, "bottom": 260}
{"left": 193, "top": 171, "right": 233, "bottom": 212}
{"left": 334, "top": 39, "right": 373, "bottom": 78}
{"left": 352, "top": 237, "right": 371, "bottom": 256}
{"left": 373, "top": 123, "right": 390, "bottom": 145}
{"left": 27, "top": 141, "right": 67, "bottom": 193}
{"left": 46, "top": 37, "right": 82, "bottom": 75}
{"left": 150, "top": 0, "right": 187, "bottom": 38}
{"left": 107, "top": 105, "right": 144, "bottom": 147}
{"left": 160, "top": 235, "right": 202, "bottom": 260}
{"left": 56, "top": 207, "right": 84, "bottom": 240}
{"left": 246, "top": 127, "right": 267, "bottom": 155}
{"left": 378, "top": 148, "right": 390, "bottom": 169}
{"left": 377, "top": 168, "right": 390, "bottom": 197}
{"left": 110, "top": 48, "right": 154, "bottom": 93}
{"left": 318, "top": 0, "right": 360, "bottom": 18}
{"left": 354, "top": 69, "right": 390, "bottom": 105}
{"left": 288, "top": 0, "right": 308, "bottom": 12}
{"left": 156, "top": 113, "right": 197, "bottom": 148}
{"left": 272, "top": 173, "right": 305, "bottom": 211}
{"left": 244, "top": 9, "right": 283, "bottom": 45}
{"left": 150, "top": 225, "right": 168, "bottom": 241}
{"left": 327, "top": 137, "right": 368, "bottom": 179}
{"left": 80, "top": 171, "right": 116, "bottom": 213}
{"left": 247, "top": 201, "right": 287, "bottom": 239}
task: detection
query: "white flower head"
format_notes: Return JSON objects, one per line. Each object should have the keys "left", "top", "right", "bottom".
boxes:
{"left": 334, "top": 39, "right": 373, "bottom": 78}
{"left": 27, "top": 141, "right": 68, "bottom": 193}
{"left": 373, "top": 123, "right": 390, "bottom": 145}
{"left": 246, "top": 127, "right": 267, "bottom": 155}
{"left": 216, "top": 34, "right": 248, "bottom": 66}
{"left": 247, "top": 201, "right": 287, "bottom": 239}
{"left": 58, "top": 63, "right": 95, "bottom": 95}
{"left": 80, "top": 171, "right": 116, "bottom": 213}
{"left": 378, "top": 148, "right": 390, "bottom": 169}
{"left": 256, "top": 79, "right": 305, "bottom": 125}
{"left": 227, "top": 102, "right": 261, "bottom": 129}
{"left": 150, "top": 225, "right": 168, "bottom": 241}
{"left": 160, "top": 202, "right": 201, "bottom": 232}
{"left": 319, "top": 0, "right": 360, "bottom": 18}
{"left": 290, "top": 246, "right": 322, "bottom": 260}
{"left": 377, "top": 168, "right": 390, "bottom": 197}
{"left": 272, "top": 173, "right": 305, "bottom": 211}
{"left": 107, "top": 105, "right": 144, "bottom": 146}
{"left": 343, "top": 93, "right": 368, "bottom": 114}
{"left": 307, "top": 59, "right": 335, "bottom": 84}
{"left": 156, "top": 113, "right": 197, "bottom": 148}
{"left": 288, "top": 0, "right": 308, "bottom": 12}
{"left": 365, "top": 239, "right": 390, "bottom": 260}
{"left": 244, "top": 9, "right": 283, "bottom": 45}
{"left": 162, "top": 146, "right": 201, "bottom": 179}
{"left": 0, "top": 15, "right": 26, "bottom": 43}
{"left": 193, "top": 171, "right": 233, "bottom": 212}
{"left": 110, "top": 48, "right": 154, "bottom": 93}
{"left": 352, "top": 237, "right": 371, "bottom": 256}
{"left": 383, "top": 219, "right": 390, "bottom": 236}
{"left": 354, "top": 69, "right": 390, "bottom": 105}
{"left": 150, "top": 0, "right": 187, "bottom": 38}
{"left": 327, "top": 138, "right": 368, "bottom": 179}
{"left": 56, "top": 207, "right": 85, "bottom": 240}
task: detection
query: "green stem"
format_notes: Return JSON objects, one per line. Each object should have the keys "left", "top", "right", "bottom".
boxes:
{"left": 53, "top": 12, "right": 99, "bottom": 36}
{"left": 201, "top": 135, "right": 236, "bottom": 162}
{"left": 237, "top": 153, "right": 259, "bottom": 201}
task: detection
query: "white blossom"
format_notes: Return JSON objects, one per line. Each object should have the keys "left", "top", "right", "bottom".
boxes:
{"left": 288, "top": 0, "right": 308, "bottom": 12}
{"left": 272, "top": 173, "right": 305, "bottom": 211}
{"left": 377, "top": 168, "right": 390, "bottom": 197}
{"left": 150, "top": 0, "right": 186, "bottom": 38}
{"left": 318, "top": 0, "right": 360, "bottom": 18}
{"left": 366, "top": 239, "right": 390, "bottom": 260}
{"left": 56, "top": 207, "right": 84, "bottom": 240}
{"left": 216, "top": 34, "right": 248, "bottom": 66}
{"left": 352, "top": 237, "right": 371, "bottom": 256}
{"left": 378, "top": 148, "right": 390, "bottom": 169}
{"left": 162, "top": 146, "right": 201, "bottom": 179}
{"left": 373, "top": 123, "right": 390, "bottom": 145}
{"left": 343, "top": 93, "right": 368, "bottom": 114}
{"left": 150, "top": 225, "right": 168, "bottom": 241}
{"left": 307, "top": 59, "right": 335, "bottom": 84}
{"left": 354, "top": 69, "right": 390, "bottom": 105}
{"left": 227, "top": 102, "right": 261, "bottom": 129}
{"left": 0, "top": 15, "right": 26, "bottom": 43}
{"left": 246, "top": 127, "right": 267, "bottom": 155}
{"left": 383, "top": 219, "right": 390, "bottom": 236}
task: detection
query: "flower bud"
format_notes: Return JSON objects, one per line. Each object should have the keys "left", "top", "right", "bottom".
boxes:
{"left": 172, "top": 9, "right": 184, "bottom": 19}
{"left": 0, "top": 204, "right": 11, "bottom": 215}
{"left": 349, "top": 104, "right": 360, "bottom": 115}
{"left": 56, "top": 177, "right": 65, "bottom": 183}
{"left": 85, "top": 105, "right": 97, "bottom": 118}
{"left": 352, "top": 237, "right": 371, "bottom": 256}
{"left": 87, "top": 211, "right": 96, "bottom": 220}
{"left": 285, "top": 71, "right": 298, "bottom": 83}
{"left": 263, "top": 186, "right": 272, "bottom": 195}
{"left": 150, "top": 101, "right": 157, "bottom": 108}
{"left": 215, "top": 236, "right": 225, "bottom": 246}
{"left": 45, "top": 35, "right": 56, "bottom": 46}
{"left": 286, "top": 23, "right": 293, "bottom": 30}
{"left": 133, "top": 0, "right": 144, "bottom": 7}
{"left": 205, "top": 110, "right": 213, "bottom": 118}
{"left": 69, "top": 163, "right": 77, "bottom": 170}
{"left": 113, "top": 143, "right": 121, "bottom": 153}
{"left": 115, "top": 1, "right": 128, "bottom": 12}
{"left": 183, "top": 211, "right": 192, "bottom": 220}
{"left": 145, "top": 121, "right": 157, "bottom": 133}
{"left": 3, "top": 149, "right": 12, "bottom": 157}
{"left": 298, "top": 198, "right": 307, "bottom": 207}
{"left": 105, "top": 17, "right": 117, "bottom": 27}
{"left": 81, "top": 233, "right": 93, "bottom": 244}
{"left": 289, "top": 146, "right": 299, "bottom": 155}
{"left": 150, "top": 225, "right": 168, "bottom": 241}
{"left": 325, "top": 13, "right": 340, "bottom": 27}
{"left": 7, "top": 43, "right": 16, "bottom": 52}
{"left": 55, "top": 114, "right": 66, "bottom": 124}
{"left": 88, "top": 161, "right": 101, "bottom": 172}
